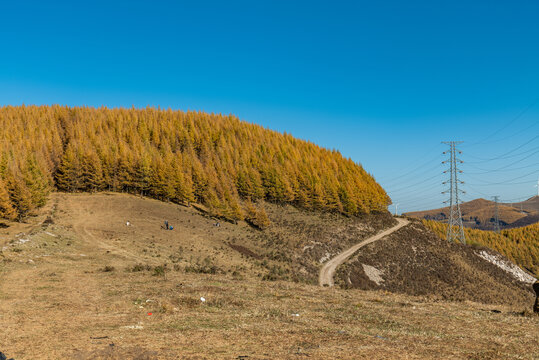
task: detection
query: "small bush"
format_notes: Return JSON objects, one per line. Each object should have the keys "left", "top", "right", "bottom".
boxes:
{"left": 128, "top": 263, "right": 152, "bottom": 272}
{"left": 184, "top": 257, "right": 221, "bottom": 274}
{"left": 184, "top": 264, "right": 220, "bottom": 274}
{"left": 153, "top": 265, "right": 166, "bottom": 277}
{"left": 262, "top": 265, "right": 289, "bottom": 281}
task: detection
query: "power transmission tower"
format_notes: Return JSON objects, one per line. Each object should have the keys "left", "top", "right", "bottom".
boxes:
{"left": 492, "top": 196, "right": 501, "bottom": 233}
{"left": 442, "top": 141, "right": 466, "bottom": 244}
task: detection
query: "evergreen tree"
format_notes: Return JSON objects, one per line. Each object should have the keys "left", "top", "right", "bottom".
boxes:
{"left": 0, "top": 179, "right": 16, "bottom": 220}
{"left": 6, "top": 175, "right": 34, "bottom": 219}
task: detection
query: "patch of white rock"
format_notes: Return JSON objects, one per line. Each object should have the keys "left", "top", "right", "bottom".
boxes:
{"left": 476, "top": 250, "right": 536, "bottom": 284}
{"left": 362, "top": 264, "right": 384, "bottom": 285}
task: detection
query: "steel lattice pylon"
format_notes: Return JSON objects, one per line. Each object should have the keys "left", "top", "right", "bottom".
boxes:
{"left": 442, "top": 141, "right": 466, "bottom": 244}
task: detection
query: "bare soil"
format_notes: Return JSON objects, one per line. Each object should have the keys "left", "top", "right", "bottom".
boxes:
{"left": 319, "top": 218, "right": 408, "bottom": 286}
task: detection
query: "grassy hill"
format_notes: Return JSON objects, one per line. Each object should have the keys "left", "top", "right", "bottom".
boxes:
{"left": 0, "top": 105, "right": 390, "bottom": 222}
{"left": 423, "top": 219, "right": 539, "bottom": 277}
{"left": 0, "top": 193, "right": 537, "bottom": 359}
{"left": 405, "top": 197, "right": 539, "bottom": 230}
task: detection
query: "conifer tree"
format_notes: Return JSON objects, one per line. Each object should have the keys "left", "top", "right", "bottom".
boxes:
{"left": 6, "top": 175, "right": 34, "bottom": 219}
{"left": 80, "top": 152, "right": 105, "bottom": 192}
{"left": 0, "top": 179, "right": 16, "bottom": 220}
{"left": 55, "top": 145, "right": 81, "bottom": 192}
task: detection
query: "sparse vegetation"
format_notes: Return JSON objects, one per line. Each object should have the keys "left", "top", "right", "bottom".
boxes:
{"left": 262, "top": 264, "right": 289, "bottom": 281}
{"left": 152, "top": 265, "right": 166, "bottom": 277}
{"left": 101, "top": 265, "right": 115, "bottom": 272}
{"left": 127, "top": 263, "right": 153, "bottom": 272}
{"left": 184, "top": 257, "right": 221, "bottom": 274}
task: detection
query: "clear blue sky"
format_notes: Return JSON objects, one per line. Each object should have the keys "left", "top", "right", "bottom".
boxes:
{"left": 1, "top": 0, "right": 538, "bottom": 213}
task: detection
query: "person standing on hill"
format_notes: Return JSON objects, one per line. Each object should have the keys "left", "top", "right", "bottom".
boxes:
{"left": 164, "top": 220, "right": 169, "bottom": 230}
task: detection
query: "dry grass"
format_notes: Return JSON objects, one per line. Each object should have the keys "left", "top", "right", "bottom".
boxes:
{"left": 0, "top": 193, "right": 537, "bottom": 359}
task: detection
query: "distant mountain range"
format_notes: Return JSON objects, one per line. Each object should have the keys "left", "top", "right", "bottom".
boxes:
{"left": 404, "top": 196, "right": 539, "bottom": 230}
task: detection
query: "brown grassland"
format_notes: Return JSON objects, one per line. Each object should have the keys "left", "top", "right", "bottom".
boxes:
{"left": 0, "top": 193, "right": 537, "bottom": 359}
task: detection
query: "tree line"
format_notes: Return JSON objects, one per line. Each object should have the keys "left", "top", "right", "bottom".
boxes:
{"left": 0, "top": 105, "right": 390, "bottom": 222}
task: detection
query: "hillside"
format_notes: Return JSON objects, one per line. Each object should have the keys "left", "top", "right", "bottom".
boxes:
{"left": 0, "top": 193, "right": 537, "bottom": 359}
{"left": 423, "top": 219, "right": 539, "bottom": 277}
{"left": 337, "top": 219, "right": 536, "bottom": 305}
{"left": 514, "top": 195, "right": 539, "bottom": 212}
{"left": 0, "top": 105, "right": 390, "bottom": 222}
{"left": 405, "top": 196, "right": 539, "bottom": 230}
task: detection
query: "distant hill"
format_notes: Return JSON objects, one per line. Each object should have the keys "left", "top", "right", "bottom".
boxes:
{"left": 0, "top": 105, "right": 390, "bottom": 221}
{"left": 514, "top": 195, "right": 539, "bottom": 212}
{"left": 405, "top": 196, "right": 539, "bottom": 230}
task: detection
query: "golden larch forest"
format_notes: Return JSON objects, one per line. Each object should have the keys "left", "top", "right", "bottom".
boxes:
{"left": 0, "top": 105, "right": 390, "bottom": 224}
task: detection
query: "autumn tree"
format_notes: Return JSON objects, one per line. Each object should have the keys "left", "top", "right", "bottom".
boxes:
{"left": 0, "top": 179, "right": 16, "bottom": 220}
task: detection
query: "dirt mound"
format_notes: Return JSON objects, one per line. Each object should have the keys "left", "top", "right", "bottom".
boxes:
{"left": 336, "top": 219, "right": 535, "bottom": 307}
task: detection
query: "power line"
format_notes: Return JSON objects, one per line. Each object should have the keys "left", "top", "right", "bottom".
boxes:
{"left": 386, "top": 173, "right": 442, "bottom": 193}
{"left": 466, "top": 135, "right": 539, "bottom": 163}
{"left": 393, "top": 193, "right": 445, "bottom": 206}
{"left": 403, "top": 202, "right": 446, "bottom": 213}
{"left": 376, "top": 149, "right": 443, "bottom": 184}
{"left": 464, "top": 184, "right": 492, "bottom": 198}
{"left": 380, "top": 160, "right": 442, "bottom": 186}
{"left": 465, "top": 97, "right": 539, "bottom": 147}
{"left": 400, "top": 197, "right": 447, "bottom": 211}
{"left": 500, "top": 195, "right": 535, "bottom": 202}
{"left": 476, "top": 120, "right": 539, "bottom": 146}
{"left": 465, "top": 161, "right": 539, "bottom": 175}
{"left": 466, "top": 144, "right": 539, "bottom": 162}
{"left": 465, "top": 169, "right": 539, "bottom": 186}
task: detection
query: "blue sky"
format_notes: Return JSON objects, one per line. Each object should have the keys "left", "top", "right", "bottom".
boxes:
{"left": 1, "top": 1, "right": 538, "bottom": 213}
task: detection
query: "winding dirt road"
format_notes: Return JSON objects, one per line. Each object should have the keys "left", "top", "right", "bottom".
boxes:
{"left": 319, "top": 217, "right": 409, "bottom": 287}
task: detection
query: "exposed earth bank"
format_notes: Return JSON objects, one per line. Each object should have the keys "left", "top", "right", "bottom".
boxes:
{"left": 336, "top": 219, "right": 536, "bottom": 307}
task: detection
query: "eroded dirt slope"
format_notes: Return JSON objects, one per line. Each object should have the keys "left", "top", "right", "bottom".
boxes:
{"left": 336, "top": 219, "right": 536, "bottom": 307}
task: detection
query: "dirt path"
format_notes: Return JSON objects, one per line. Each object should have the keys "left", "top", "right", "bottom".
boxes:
{"left": 319, "top": 218, "right": 409, "bottom": 287}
